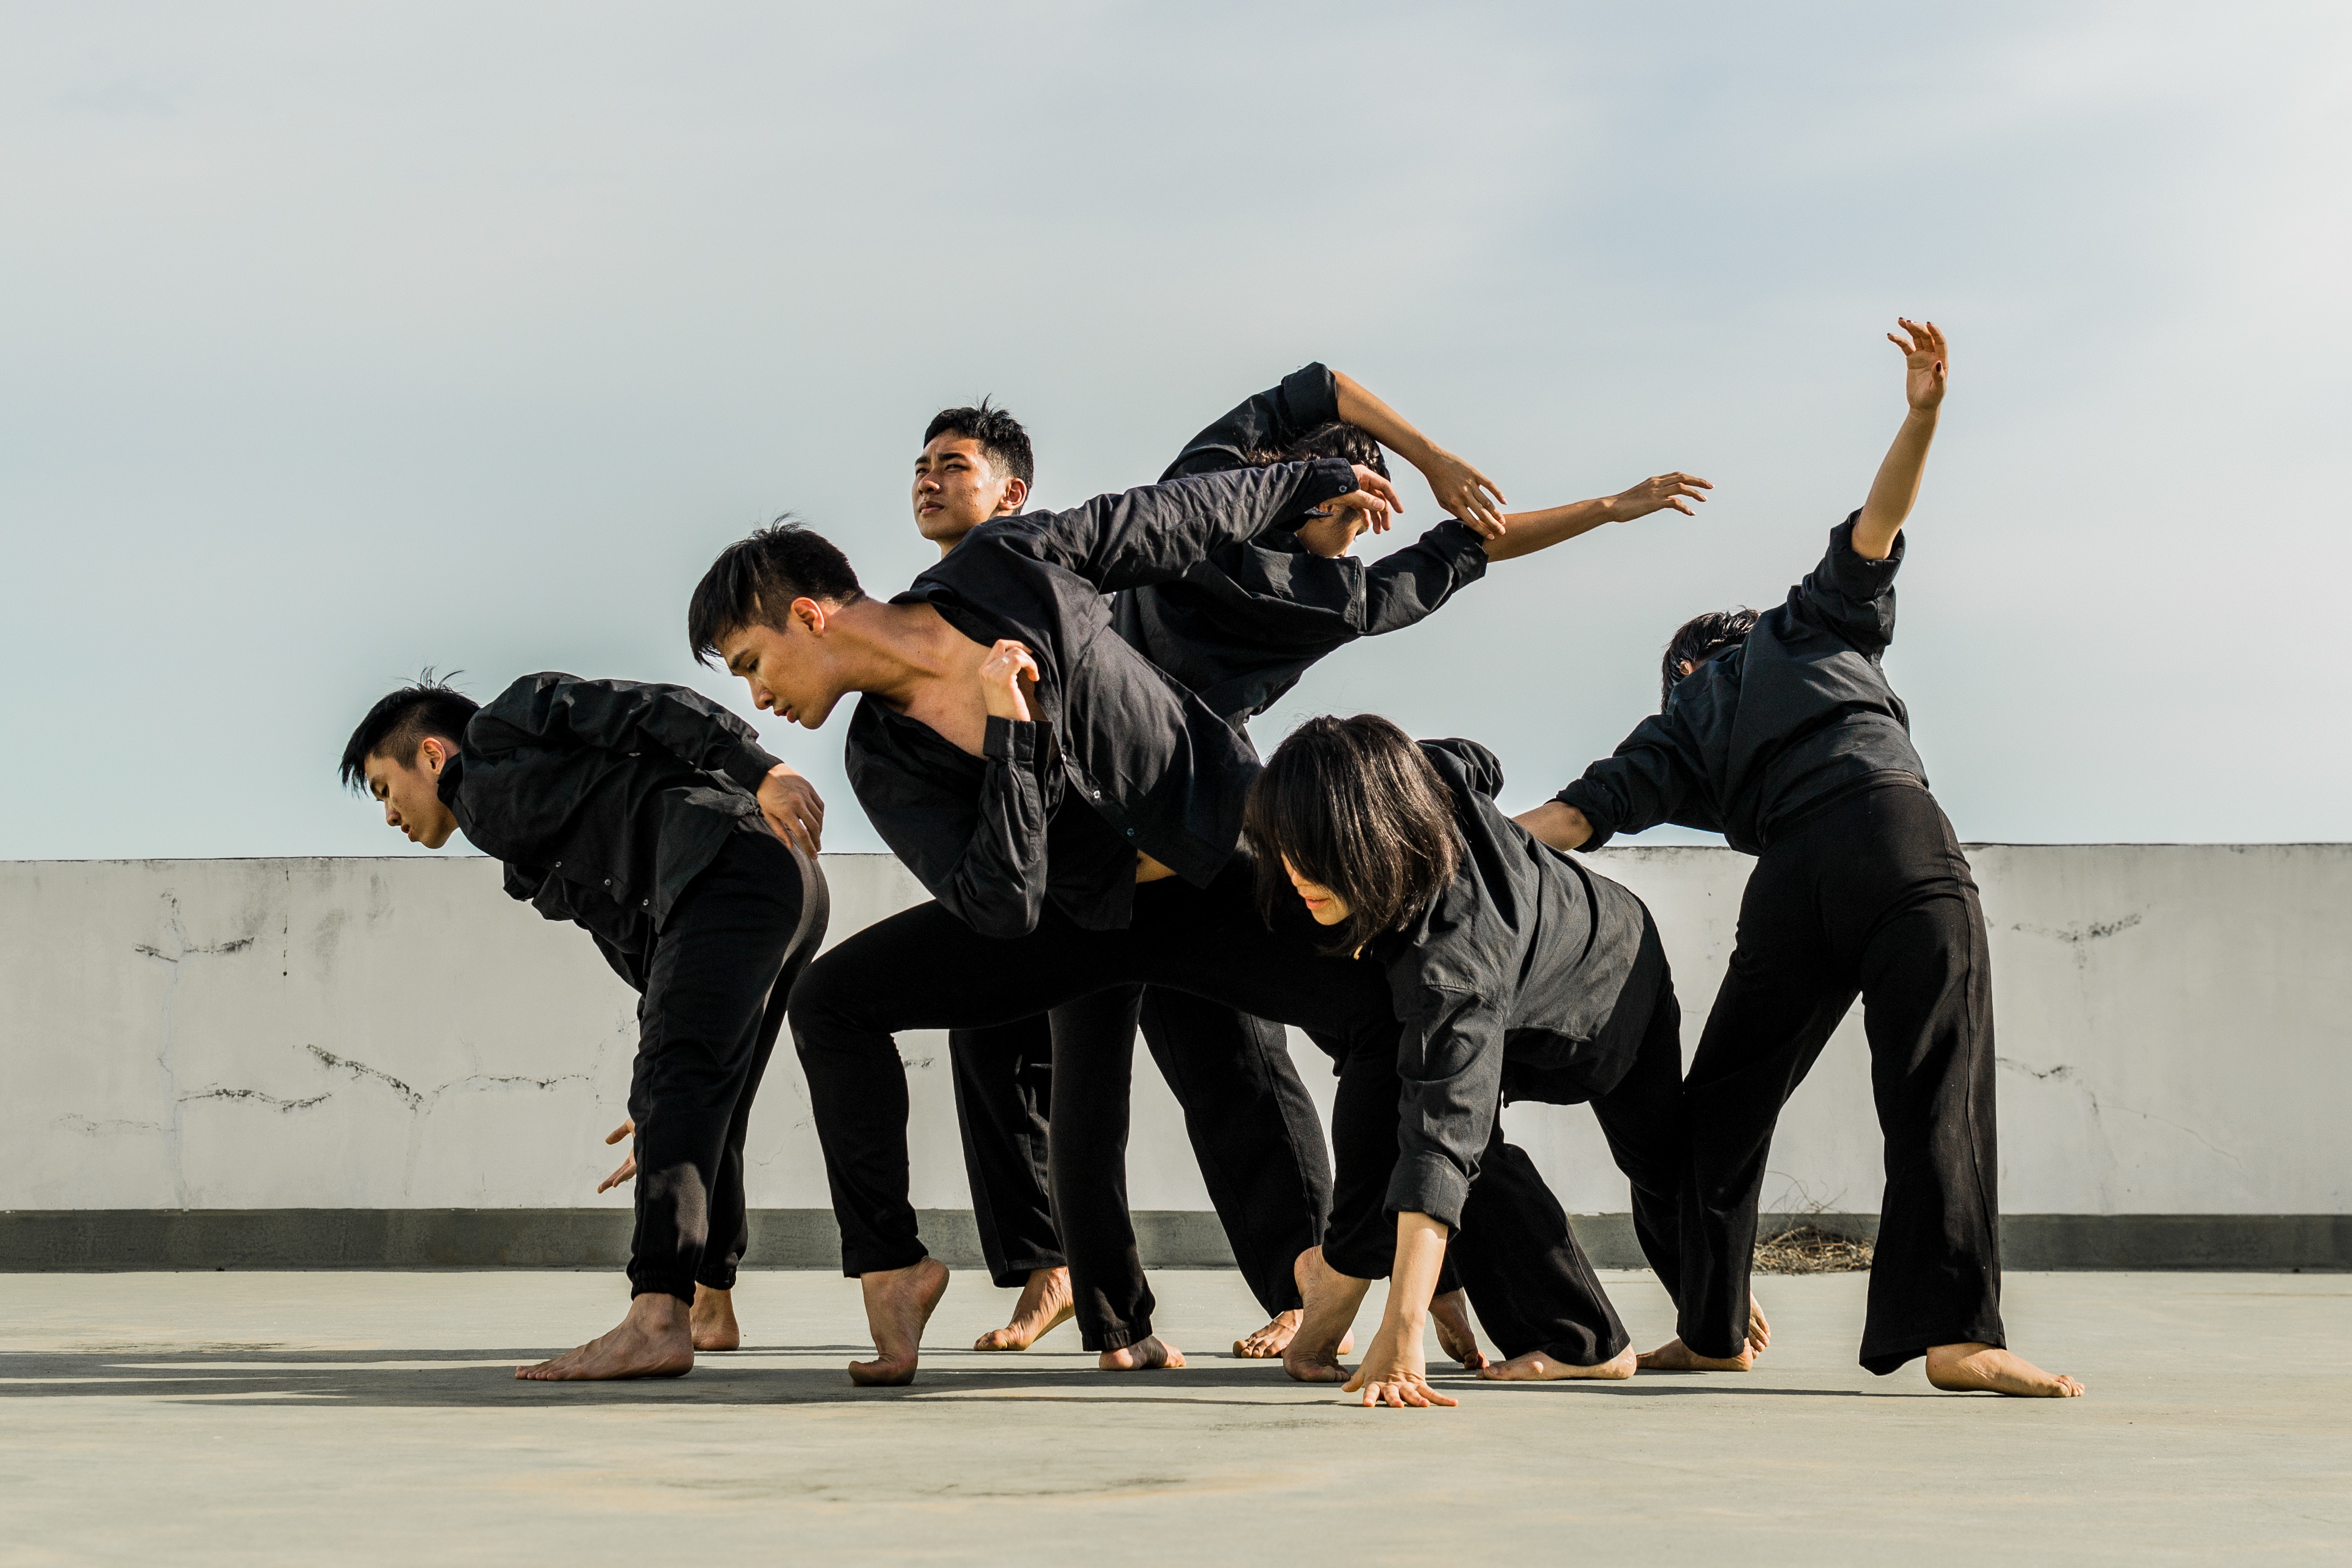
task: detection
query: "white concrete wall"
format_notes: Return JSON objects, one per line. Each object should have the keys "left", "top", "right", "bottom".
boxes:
{"left": 3, "top": 846, "right": 2345, "bottom": 1216}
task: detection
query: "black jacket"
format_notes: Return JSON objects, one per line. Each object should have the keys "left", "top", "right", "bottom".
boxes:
{"left": 845, "top": 459, "right": 1361, "bottom": 939}
{"left": 1556, "top": 514, "right": 1928, "bottom": 855}
{"left": 1365, "top": 739, "right": 1660, "bottom": 1230}
{"left": 1110, "top": 363, "right": 1492, "bottom": 726}
{"left": 441, "top": 673, "right": 782, "bottom": 984}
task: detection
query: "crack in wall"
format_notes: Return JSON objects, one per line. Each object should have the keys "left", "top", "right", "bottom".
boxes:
{"left": 301, "top": 1045, "right": 425, "bottom": 1110}
{"left": 177, "top": 1087, "right": 332, "bottom": 1113}
{"left": 135, "top": 893, "right": 262, "bottom": 1206}
{"left": 54, "top": 1115, "right": 170, "bottom": 1136}
{"left": 1997, "top": 1055, "right": 2244, "bottom": 1172}
{"left": 2009, "top": 912, "right": 2144, "bottom": 969}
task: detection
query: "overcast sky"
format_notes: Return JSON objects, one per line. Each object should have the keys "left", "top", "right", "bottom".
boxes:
{"left": 4, "top": 2, "right": 2346, "bottom": 860}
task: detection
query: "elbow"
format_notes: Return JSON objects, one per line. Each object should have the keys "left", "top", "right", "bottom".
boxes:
{"left": 963, "top": 899, "right": 1043, "bottom": 941}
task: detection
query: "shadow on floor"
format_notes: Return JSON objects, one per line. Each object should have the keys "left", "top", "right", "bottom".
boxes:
{"left": 0, "top": 1347, "right": 1915, "bottom": 1409}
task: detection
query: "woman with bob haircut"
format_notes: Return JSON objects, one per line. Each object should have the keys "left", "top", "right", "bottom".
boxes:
{"left": 1247, "top": 714, "right": 1758, "bottom": 1406}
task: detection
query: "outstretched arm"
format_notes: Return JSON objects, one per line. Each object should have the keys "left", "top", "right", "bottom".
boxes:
{"left": 1481, "top": 472, "right": 1714, "bottom": 563}
{"left": 1333, "top": 371, "right": 1508, "bottom": 538}
{"left": 1852, "top": 319, "right": 1948, "bottom": 561}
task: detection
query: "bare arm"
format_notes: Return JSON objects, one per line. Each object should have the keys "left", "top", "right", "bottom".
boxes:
{"left": 1333, "top": 370, "right": 1508, "bottom": 537}
{"left": 1341, "top": 1212, "right": 1459, "bottom": 1409}
{"left": 1852, "top": 319, "right": 1949, "bottom": 561}
{"left": 1481, "top": 472, "right": 1714, "bottom": 563}
{"left": 1513, "top": 800, "right": 1593, "bottom": 851}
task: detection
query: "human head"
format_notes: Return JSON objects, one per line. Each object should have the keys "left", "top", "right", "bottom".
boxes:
{"left": 914, "top": 400, "right": 1033, "bottom": 550}
{"left": 339, "top": 673, "right": 479, "bottom": 849}
{"left": 1245, "top": 713, "right": 1461, "bottom": 955}
{"left": 1660, "top": 609, "right": 1759, "bottom": 706}
{"left": 1251, "top": 421, "right": 1390, "bottom": 555}
{"left": 690, "top": 518, "right": 868, "bottom": 729}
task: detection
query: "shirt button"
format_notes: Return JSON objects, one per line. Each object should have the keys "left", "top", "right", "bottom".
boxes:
{"left": 1125, "top": 828, "right": 1137, "bottom": 838}
{"left": 603, "top": 878, "right": 613, "bottom": 887}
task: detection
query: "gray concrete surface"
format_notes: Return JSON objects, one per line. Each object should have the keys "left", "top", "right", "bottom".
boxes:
{"left": 2, "top": 1270, "right": 2344, "bottom": 1565}
{"left": 9, "top": 848, "right": 2350, "bottom": 1226}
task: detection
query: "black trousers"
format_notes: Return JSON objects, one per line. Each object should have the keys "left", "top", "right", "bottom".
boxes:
{"left": 949, "top": 986, "right": 1334, "bottom": 1317}
{"left": 1675, "top": 776, "right": 2004, "bottom": 1373}
{"left": 626, "top": 832, "right": 829, "bottom": 1302}
{"left": 787, "top": 860, "right": 1394, "bottom": 1351}
{"left": 1318, "top": 960, "right": 1688, "bottom": 1367}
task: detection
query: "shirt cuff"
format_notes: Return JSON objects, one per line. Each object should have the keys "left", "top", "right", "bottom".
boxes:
{"left": 1426, "top": 518, "right": 1492, "bottom": 584}
{"left": 1828, "top": 510, "right": 1905, "bottom": 582}
{"left": 1386, "top": 1150, "right": 1470, "bottom": 1233}
{"left": 720, "top": 743, "right": 784, "bottom": 795}
{"left": 1554, "top": 782, "right": 1617, "bottom": 851}
{"left": 1282, "top": 361, "right": 1342, "bottom": 427}
{"left": 982, "top": 715, "right": 1044, "bottom": 765}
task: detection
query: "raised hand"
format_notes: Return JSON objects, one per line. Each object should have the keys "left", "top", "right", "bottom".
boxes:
{"left": 757, "top": 763, "right": 824, "bottom": 854}
{"left": 596, "top": 1118, "right": 636, "bottom": 1193}
{"left": 1414, "top": 446, "right": 1508, "bottom": 537}
{"left": 1317, "top": 464, "right": 1410, "bottom": 537}
{"left": 978, "top": 639, "right": 1039, "bottom": 723}
{"left": 1608, "top": 471, "right": 1714, "bottom": 522}
{"left": 1890, "top": 318, "right": 1949, "bottom": 410}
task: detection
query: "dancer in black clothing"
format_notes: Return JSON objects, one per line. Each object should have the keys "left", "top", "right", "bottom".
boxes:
{"left": 1517, "top": 321, "right": 2084, "bottom": 1398}
{"left": 692, "top": 459, "right": 1407, "bottom": 1383}
{"left": 914, "top": 372, "right": 1714, "bottom": 1361}
{"left": 339, "top": 673, "right": 829, "bottom": 1381}
{"left": 1247, "top": 715, "right": 1728, "bottom": 1404}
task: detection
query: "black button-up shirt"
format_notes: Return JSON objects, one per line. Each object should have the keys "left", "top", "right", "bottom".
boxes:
{"left": 845, "top": 459, "right": 1360, "bottom": 939}
{"left": 1111, "top": 363, "right": 1492, "bottom": 727}
{"left": 1556, "top": 515, "right": 1928, "bottom": 856}
{"left": 440, "top": 672, "right": 782, "bottom": 985}
{"left": 1366, "top": 739, "right": 1657, "bottom": 1230}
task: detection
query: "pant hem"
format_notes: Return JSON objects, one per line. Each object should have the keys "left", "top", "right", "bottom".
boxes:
{"left": 630, "top": 1278, "right": 696, "bottom": 1306}
{"left": 1533, "top": 1333, "right": 1631, "bottom": 1368}
{"left": 840, "top": 1242, "right": 930, "bottom": 1280}
{"left": 1859, "top": 1325, "right": 2007, "bottom": 1376}
{"left": 991, "top": 1255, "right": 1067, "bottom": 1290}
{"left": 1081, "top": 1321, "right": 1150, "bottom": 1354}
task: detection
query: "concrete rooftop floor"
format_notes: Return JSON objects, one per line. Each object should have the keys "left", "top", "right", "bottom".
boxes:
{"left": 1, "top": 1268, "right": 2345, "bottom": 1565}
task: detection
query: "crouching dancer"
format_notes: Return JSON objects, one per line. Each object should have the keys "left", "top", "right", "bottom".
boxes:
{"left": 1249, "top": 716, "right": 1741, "bottom": 1407}
{"left": 339, "top": 673, "right": 830, "bottom": 1380}
{"left": 1517, "top": 321, "right": 2082, "bottom": 1397}
{"left": 691, "top": 459, "right": 1411, "bottom": 1385}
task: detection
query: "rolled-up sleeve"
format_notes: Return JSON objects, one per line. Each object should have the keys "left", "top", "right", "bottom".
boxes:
{"left": 1556, "top": 709, "right": 1705, "bottom": 849}
{"left": 1361, "top": 521, "right": 1491, "bottom": 638}
{"left": 1386, "top": 986, "right": 1509, "bottom": 1230}
{"left": 1159, "top": 363, "right": 1342, "bottom": 481}
{"left": 1789, "top": 512, "right": 1906, "bottom": 655}
{"left": 993, "top": 461, "right": 1358, "bottom": 592}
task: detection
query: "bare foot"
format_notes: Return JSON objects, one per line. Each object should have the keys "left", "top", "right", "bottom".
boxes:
{"left": 1635, "top": 1335, "right": 1756, "bottom": 1373}
{"left": 1748, "top": 1294, "right": 1771, "bottom": 1356}
{"left": 973, "top": 1267, "right": 1075, "bottom": 1352}
{"left": 848, "top": 1257, "right": 950, "bottom": 1387}
{"left": 1478, "top": 1343, "right": 1637, "bottom": 1382}
{"left": 1430, "top": 1289, "right": 1487, "bottom": 1371}
{"left": 1099, "top": 1335, "right": 1187, "bottom": 1371}
{"left": 516, "top": 1293, "right": 693, "bottom": 1381}
{"left": 691, "top": 1284, "right": 740, "bottom": 1352}
{"left": 1234, "top": 1311, "right": 1354, "bottom": 1359}
{"left": 1925, "top": 1342, "right": 2085, "bottom": 1397}
{"left": 1284, "top": 1246, "right": 1370, "bottom": 1385}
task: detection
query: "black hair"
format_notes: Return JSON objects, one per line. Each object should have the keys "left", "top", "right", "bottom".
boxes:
{"left": 923, "top": 399, "right": 1035, "bottom": 489}
{"left": 339, "top": 670, "right": 479, "bottom": 792}
{"left": 1241, "top": 419, "right": 1391, "bottom": 480}
{"left": 1245, "top": 713, "right": 1461, "bottom": 957}
{"left": 688, "top": 517, "right": 866, "bottom": 665}
{"left": 1661, "top": 608, "right": 1759, "bottom": 706}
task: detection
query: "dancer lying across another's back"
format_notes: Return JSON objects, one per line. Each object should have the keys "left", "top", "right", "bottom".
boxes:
{"left": 916, "top": 368, "right": 1714, "bottom": 1362}
{"left": 1516, "top": 320, "right": 2083, "bottom": 1397}
{"left": 1247, "top": 715, "right": 1760, "bottom": 1406}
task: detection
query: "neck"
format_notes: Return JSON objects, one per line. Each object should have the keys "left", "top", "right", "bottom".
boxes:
{"left": 827, "top": 598, "right": 967, "bottom": 712}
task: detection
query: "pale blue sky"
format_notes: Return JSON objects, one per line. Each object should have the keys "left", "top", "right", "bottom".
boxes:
{"left": 3, "top": 2, "right": 2346, "bottom": 859}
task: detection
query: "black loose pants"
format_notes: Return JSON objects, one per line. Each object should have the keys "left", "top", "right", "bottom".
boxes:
{"left": 788, "top": 861, "right": 1394, "bottom": 1351}
{"left": 1318, "top": 960, "right": 1689, "bottom": 1368}
{"left": 626, "top": 832, "right": 829, "bottom": 1302}
{"left": 949, "top": 986, "right": 1334, "bottom": 1319}
{"left": 1675, "top": 776, "right": 2004, "bottom": 1373}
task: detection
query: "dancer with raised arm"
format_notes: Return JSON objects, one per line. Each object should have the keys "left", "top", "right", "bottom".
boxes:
{"left": 339, "top": 674, "right": 828, "bottom": 1380}
{"left": 1516, "top": 321, "right": 2083, "bottom": 1397}
{"left": 914, "top": 371, "right": 1712, "bottom": 1362}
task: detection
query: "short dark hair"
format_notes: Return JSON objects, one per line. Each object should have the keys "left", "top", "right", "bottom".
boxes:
{"left": 1246, "top": 714, "right": 1462, "bottom": 956}
{"left": 1661, "top": 609, "right": 1759, "bottom": 706}
{"left": 689, "top": 517, "right": 865, "bottom": 665}
{"left": 1242, "top": 419, "right": 1391, "bottom": 480}
{"left": 923, "top": 399, "right": 1034, "bottom": 489}
{"left": 339, "top": 671, "right": 480, "bottom": 792}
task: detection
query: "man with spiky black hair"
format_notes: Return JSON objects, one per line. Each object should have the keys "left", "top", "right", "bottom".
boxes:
{"left": 340, "top": 670, "right": 828, "bottom": 1381}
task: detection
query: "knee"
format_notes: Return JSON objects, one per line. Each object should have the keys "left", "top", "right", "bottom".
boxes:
{"left": 785, "top": 955, "right": 863, "bottom": 1055}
